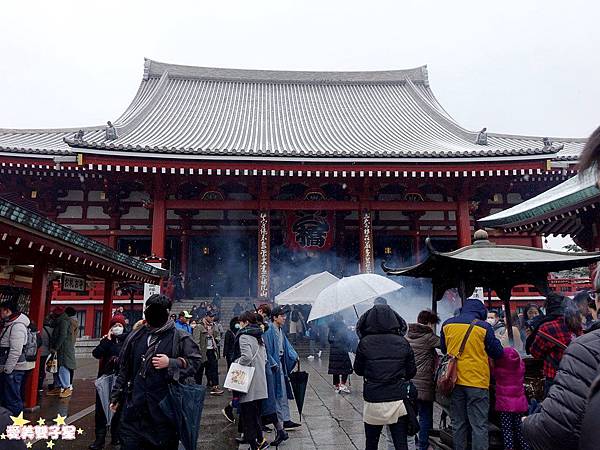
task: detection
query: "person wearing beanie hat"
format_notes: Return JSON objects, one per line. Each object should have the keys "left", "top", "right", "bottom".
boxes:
{"left": 89, "top": 315, "right": 129, "bottom": 449}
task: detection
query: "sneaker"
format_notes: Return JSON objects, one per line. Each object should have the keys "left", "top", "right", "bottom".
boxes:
{"left": 283, "top": 420, "right": 302, "bottom": 430}
{"left": 222, "top": 405, "right": 235, "bottom": 423}
{"left": 47, "top": 387, "right": 61, "bottom": 396}
{"left": 317, "top": 350, "right": 322, "bottom": 358}
{"left": 210, "top": 386, "right": 225, "bottom": 396}
{"left": 59, "top": 387, "right": 73, "bottom": 398}
{"left": 339, "top": 384, "right": 351, "bottom": 394}
{"left": 334, "top": 384, "right": 340, "bottom": 393}
{"left": 307, "top": 355, "right": 314, "bottom": 360}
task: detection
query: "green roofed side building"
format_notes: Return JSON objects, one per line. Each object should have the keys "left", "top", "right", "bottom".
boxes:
{"left": 478, "top": 171, "right": 600, "bottom": 251}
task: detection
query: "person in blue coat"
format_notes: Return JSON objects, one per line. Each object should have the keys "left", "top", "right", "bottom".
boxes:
{"left": 259, "top": 305, "right": 301, "bottom": 446}
{"left": 174, "top": 311, "right": 192, "bottom": 334}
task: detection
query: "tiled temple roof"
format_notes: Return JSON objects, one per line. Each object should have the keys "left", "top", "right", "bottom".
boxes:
{"left": 0, "top": 59, "right": 586, "bottom": 162}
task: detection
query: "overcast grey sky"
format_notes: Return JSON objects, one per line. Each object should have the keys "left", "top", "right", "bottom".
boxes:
{"left": 0, "top": 0, "right": 598, "bottom": 139}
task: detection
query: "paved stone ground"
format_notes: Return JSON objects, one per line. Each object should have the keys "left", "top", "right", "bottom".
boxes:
{"left": 21, "top": 356, "right": 438, "bottom": 449}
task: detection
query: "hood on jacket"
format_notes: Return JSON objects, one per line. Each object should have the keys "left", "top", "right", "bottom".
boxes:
{"left": 3, "top": 312, "right": 30, "bottom": 329}
{"left": 407, "top": 323, "right": 433, "bottom": 339}
{"left": 461, "top": 299, "right": 488, "bottom": 321}
{"left": 498, "top": 346, "right": 521, "bottom": 369}
{"left": 357, "top": 304, "right": 407, "bottom": 337}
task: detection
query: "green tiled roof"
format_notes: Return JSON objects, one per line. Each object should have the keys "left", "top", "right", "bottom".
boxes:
{"left": 478, "top": 171, "right": 600, "bottom": 228}
{"left": 0, "top": 198, "right": 165, "bottom": 278}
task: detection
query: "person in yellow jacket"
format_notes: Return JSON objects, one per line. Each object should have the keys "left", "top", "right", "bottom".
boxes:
{"left": 440, "top": 298, "right": 503, "bottom": 450}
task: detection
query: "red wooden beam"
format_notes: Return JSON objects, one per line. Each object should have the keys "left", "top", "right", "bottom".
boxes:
{"left": 81, "top": 154, "right": 550, "bottom": 173}
{"left": 164, "top": 199, "right": 458, "bottom": 211}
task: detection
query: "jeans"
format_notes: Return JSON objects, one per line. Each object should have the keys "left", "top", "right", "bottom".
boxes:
{"left": 365, "top": 417, "right": 408, "bottom": 450}
{"left": 58, "top": 366, "right": 71, "bottom": 389}
{"left": 451, "top": 385, "right": 489, "bottom": 450}
{"left": 416, "top": 400, "right": 434, "bottom": 450}
{"left": 0, "top": 370, "right": 26, "bottom": 415}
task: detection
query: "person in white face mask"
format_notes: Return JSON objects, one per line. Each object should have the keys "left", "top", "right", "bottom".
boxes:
{"left": 89, "top": 315, "right": 129, "bottom": 450}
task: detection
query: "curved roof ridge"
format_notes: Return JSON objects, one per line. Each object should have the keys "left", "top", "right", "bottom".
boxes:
{"left": 0, "top": 125, "right": 104, "bottom": 134}
{"left": 113, "top": 72, "right": 170, "bottom": 136}
{"left": 143, "top": 58, "right": 430, "bottom": 84}
{"left": 488, "top": 131, "right": 587, "bottom": 142}
{"left": 404, "top": 79, "right": 476, "bottom": 143}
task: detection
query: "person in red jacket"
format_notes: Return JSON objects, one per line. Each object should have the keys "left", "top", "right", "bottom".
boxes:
{"left": 493, "top": 347, "right": 530, "bottom": 450}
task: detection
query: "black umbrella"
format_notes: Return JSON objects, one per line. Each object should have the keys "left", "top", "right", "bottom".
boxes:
{"left": 159, "top": 383, "right": 207, "bottom": 450}
{"left": 288, "top": 360, "right": 309, "bottom": 420}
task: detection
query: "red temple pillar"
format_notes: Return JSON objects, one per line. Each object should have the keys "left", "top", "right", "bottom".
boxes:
{"left": 257, "top": 211, "right": 270, "bottom": 299}
{"left": 151, "top": 183, "right": 166, "bottom": 259}
{"left": 101, "top": 279, "right": 114, "bottom": 335}
{"left": 24, "top": 261, "right": 49, "bottom": 410}
{"left": 456, "top": 198, "right": 472, "bottom": 248}
{"left": 359, "top": 209, "right": 375, "bottom": 273}
{"left": 108, "top": 213, "right": 120, "bottom": 249}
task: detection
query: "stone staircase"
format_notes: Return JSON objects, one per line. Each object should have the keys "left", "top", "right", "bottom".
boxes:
{"left": 170, "top": 297, "right": 256, "bottom": 325}
{"left": 75, "top": 338, "right": 100, "bottom": 358}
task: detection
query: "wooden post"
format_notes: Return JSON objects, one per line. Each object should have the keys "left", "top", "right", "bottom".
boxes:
{"left": 456, "top": 198, "right": 472, "bottom": 248}
{"left": 101, "top": 279, "right": 114, "bottom": 335}
{"left": 151, "top": 182, "right": 166, "bottom": 259}
{"left": 359, "top": 209, "right": 375, "bottom": 273}
{"left": 24, "top": 261, "right": 49, "bottom": 410}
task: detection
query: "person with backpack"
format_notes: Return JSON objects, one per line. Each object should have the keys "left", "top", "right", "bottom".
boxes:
{"left": 0, "top": 298, "right": 33, "bottom": 415}
{"left": 440, "top": 298, "right": 503, "bottom": 450}
{"left": 109, "top": 294, "right": 202, "bottom": 450}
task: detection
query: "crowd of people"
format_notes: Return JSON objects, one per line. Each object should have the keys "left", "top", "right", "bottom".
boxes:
{"left": 2, "top": 271, "right": 600, "bottom": 450}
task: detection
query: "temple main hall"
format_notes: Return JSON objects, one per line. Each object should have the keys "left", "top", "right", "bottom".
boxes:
{"left": 0, "top": 59, "right": 586, "bottom": 305}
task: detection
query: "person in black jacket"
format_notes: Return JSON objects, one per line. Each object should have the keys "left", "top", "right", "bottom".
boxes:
{"left": 89, "top": 315, "right": 128, "bottom": 450}
{"left": 110, "top": 295, "right": 202, "bottom": 450}
{"left": 327, "top": 315, "right": 353, "bottom": 393}
{"left": 354, "top": 304, "right": 417, "bottom": 450}
{"left": 522, "top": 322, "right": 600, "bottom": 450}
{"left": 221, "top": 316, "right": 240, "bottom": 424}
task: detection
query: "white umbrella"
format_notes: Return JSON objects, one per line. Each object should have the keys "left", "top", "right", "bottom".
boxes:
{"left": 275, "top": 271, "right": 339, "bottom": 305}
{"left": 308, "top": 274, "right": 403, "bottom": 322}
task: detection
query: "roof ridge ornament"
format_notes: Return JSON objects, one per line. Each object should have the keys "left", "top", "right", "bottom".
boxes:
{"left": 475, "top": 127, "right": 488, "bottom": 145}
{"left": 105, "top": 121, "right": 118, "bottom": 141}
{"left": 73, "top": 129, "right": 84, "bottom": 144}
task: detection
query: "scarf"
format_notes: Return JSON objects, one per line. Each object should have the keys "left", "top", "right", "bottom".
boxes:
{"left": 140, "top": 319, "right": 175, "bottom": 378}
